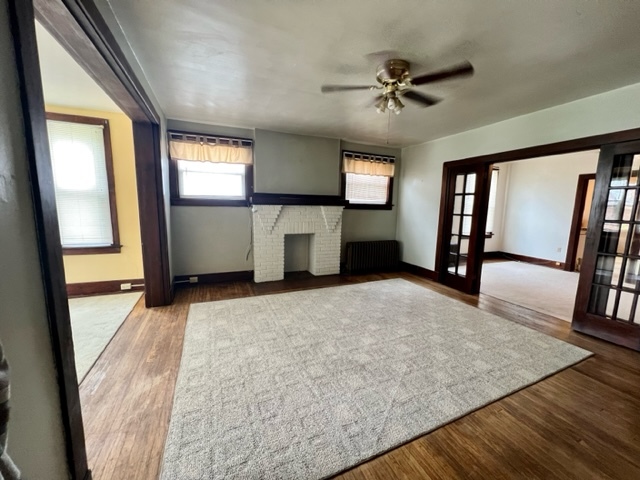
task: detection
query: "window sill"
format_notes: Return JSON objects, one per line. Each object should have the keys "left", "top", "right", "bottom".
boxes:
{"left": 171, "top": 198, "right": 250, "bottom": 207}
{"left": 344, "top": 203, "right": 393, "bottom": 211}
{"left": 62, "top": 244, "right": 122, "bottom": 255}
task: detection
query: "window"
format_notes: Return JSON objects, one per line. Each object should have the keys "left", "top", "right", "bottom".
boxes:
{"left": 342, "top": 151, "right": 395, "bottom": 209}
{"left": 486, "top": 167, "right": 499, "bottom": 236}
{"left": 46, "top": 113, "right": 120, "bottom": 254}
{"left": 169, "top": 132, "right": 253, "bottom": 206}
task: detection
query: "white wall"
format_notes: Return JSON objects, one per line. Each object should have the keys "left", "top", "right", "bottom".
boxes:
{"left": 398, "top": 82, "right": 640, "bottom": 270}
{"left": 501, "top": 151, "right": 599, "bottom": 261}
{"left": 0, "top": 4, "right": 68, "bottom": 477}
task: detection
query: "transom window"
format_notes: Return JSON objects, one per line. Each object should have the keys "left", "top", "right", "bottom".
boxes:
{"left": 169, "top": 132, "right": 253, "bottom": 206}
{"left": 46, "top": 112, "right": 120, "bottom": 254}
{"left": 342, "top": 151, "right": 395, "bottom": 209}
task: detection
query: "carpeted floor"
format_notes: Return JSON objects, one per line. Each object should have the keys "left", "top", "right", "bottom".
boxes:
{"left": 161, "top": 278, "right": 591, "bottom": 480}
{"left": 480, "top": 261, "right": 580, "bottom": 321}
{"left": 69, "top": 291, "right": 142, "bottom": 382}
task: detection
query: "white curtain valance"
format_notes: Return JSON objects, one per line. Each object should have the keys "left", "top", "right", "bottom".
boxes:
{"left": 169, "top": 134, "right": 253, "bottom": 165}
{"left": 343, "top": 153, "right": 395, "bottom": 177}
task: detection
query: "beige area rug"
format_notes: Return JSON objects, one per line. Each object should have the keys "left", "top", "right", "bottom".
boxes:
{"left": 69, "top": 291, "right": 142, "bottom": 382}
{"left": 161, "top": 279, "right": 591, "bottom": 480}
{"left": 481, "top": 261, "right": 580, "bottom": 322}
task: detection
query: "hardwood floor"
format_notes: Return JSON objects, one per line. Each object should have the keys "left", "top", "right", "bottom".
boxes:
{"left": 79, "top": 272, "right": 640, "bottom": 480}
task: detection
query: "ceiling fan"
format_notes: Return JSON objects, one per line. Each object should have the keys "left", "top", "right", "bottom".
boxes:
{"left": 321, "top": 59, "right": 474, "bottom": 114}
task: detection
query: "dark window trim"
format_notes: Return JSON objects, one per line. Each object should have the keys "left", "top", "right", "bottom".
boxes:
{"left": 168, "top": 130, "right": 254, "bottom": 207}
{"left": 46, "top": 112, "right": 122, "bottom": 253}
{"left": 340, "top": 149, "right": 395, "bottom": 210}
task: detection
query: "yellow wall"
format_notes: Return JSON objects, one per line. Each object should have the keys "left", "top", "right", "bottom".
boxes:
{"left": 47, "top": 105, "right": 144, "bottom": 283}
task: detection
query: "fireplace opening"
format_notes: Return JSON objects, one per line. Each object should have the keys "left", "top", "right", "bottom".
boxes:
{"left": 284, "top": 234, "right": 312, "bottom": 273}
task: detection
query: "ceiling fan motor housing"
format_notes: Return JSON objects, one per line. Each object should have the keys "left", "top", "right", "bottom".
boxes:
{"left": 377, "top": 59, "right": 410, "bottom": 84}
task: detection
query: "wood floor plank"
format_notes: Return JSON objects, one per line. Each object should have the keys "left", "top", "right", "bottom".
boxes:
{"left": 78, "top": 272, "right": 640, "bottom": 480}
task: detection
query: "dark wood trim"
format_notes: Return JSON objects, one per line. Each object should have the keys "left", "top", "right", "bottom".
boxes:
{"left": 483, "top": 251, "right": 566, "bottom": 270}
{"left": 443, "top": 128, "right": 640, "bottom": 169}
{"left": 400, "top": 261, "right": 438, "bottom": 280}
{"left": 171, "top": 198, "right": 251, "bottom": 207}
{"left": 572, "top": 313, "right": 640, "bottom": 351}
{"left": 251, "top": 192, "right": 348, "bottom": 206}
{"left": 133, "top": 122, "right": 172, "bottom": 307}
{"left": 67, "top": 278, "right": 144, "bottom": 297}
{"left": 63, "top": 245, "right": 122, "bottom": 255}
{"left": 34, "top": 0, "right": 159, "bottom": 123}
{"left": 565, "top": 173, "right": 596, "bottom": 272}
{"left": 8, "top": 1, "right": 89, "bottom": 478}
{"left": 174, "top": 271, "right": 254, "bottom": 286}
{"left": 45, "top": 111, "right": 122, "bottom": 250}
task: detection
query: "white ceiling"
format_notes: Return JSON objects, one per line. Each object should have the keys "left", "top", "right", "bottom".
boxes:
{"left": 35, "top": 21, "right": 122, "bottom": 114}
{"left": 105, "top": 0, "right": 640, "bottom": 147}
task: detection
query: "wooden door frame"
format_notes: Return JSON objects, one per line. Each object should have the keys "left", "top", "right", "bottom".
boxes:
{"left": 573, "top": 140, "right": 640, "bottom": 351}
{"left": 9, "top": 0, "right": 171, "bottom": 478}
{"left": 436, "top": 163, "right": 492, "bottom": 294}
{"left": 565, "top": 173, "right": 596, "bottom": 272}
{"left": 435, "top": 128, "right": 640, "bottom": 286}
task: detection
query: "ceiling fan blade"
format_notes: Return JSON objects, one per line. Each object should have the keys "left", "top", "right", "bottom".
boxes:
{"left": 321, "top": 85, "right": 375, "bottom": 93}
{"left": 401, "top": 90, "right": 442, "bottom": 107}
{"left": 409, "top": 61, "right": 474, "bottom": 86}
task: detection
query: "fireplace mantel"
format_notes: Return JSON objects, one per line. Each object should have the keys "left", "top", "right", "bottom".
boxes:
{"left": 250, "top": 192, "right": 347, "bottom": 206}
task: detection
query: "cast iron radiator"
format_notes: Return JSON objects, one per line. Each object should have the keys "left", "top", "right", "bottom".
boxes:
{"left": 345, "top": 240, "right": 400, "bottom": 273}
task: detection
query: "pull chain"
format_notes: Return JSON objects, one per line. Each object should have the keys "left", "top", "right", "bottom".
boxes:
{"left": 386, "top": 109, "right": 391, "bottom": 145}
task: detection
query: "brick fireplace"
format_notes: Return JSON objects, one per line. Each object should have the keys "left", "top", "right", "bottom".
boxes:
{"left": 252, "top": 205, "right": 344, "bottom": 283}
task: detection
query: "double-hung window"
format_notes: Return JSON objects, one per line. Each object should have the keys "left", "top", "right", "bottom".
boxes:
{"left": 46, "top": 113, "right": 120, "bottom": 254}
{"left": 169, "top": 132, "right": 253, "bottom": 206}
{"left": 342, "top": 151, "right": 395, "bottom": 209}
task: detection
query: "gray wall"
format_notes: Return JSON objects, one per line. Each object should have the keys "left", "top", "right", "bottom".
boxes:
{"left": 0, "top": 4, "right": 69, "bottom": 478}
{"left": 167, "top": 122, "right": 401, "bottom": 275}
{"left": 254, "top": 129, "right": 341, "bottom": 195}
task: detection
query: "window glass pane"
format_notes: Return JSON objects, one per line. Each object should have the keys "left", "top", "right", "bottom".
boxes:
{"left": 465, "top": 173, "right": 476, "bottom": 193}
{"left": 617, "top": 292, "right": 634, "bottom": 321}
{"left": 605, "top": 189, "right": 626, "bottom": 221}
{"left": 178, "top": 160, "right": 245, "bottom": 198}
{"left": 622, "top": 258, "right": 640, "bottom": 289}
{"left": 461, "top": 216, "right": 472, "bottom": 236}
{"left": 47, "top": 119, "right": 113, "bottom": 247}
{"left": 594, "top": 255, "right": 616, "bottom": 285}
{"left": 606, "top": 289, "right": 618, "bottom": 318}
{"left": 631, "top": 155, "right": 640, "bottom": 186}
{"left": 599, "top": 223, "right": 621, "bottom": 254}
{"left": 459, "top": 238, "right": 469, "bottom": 255}
{"left": 451, "top": 215, "right": 460, "bottom": 235}
{"left": 611, "top": 155, "right": 634, "bottom": 187}
{"left": 588, "top": 285, "right": 609, "bottom": 316}
{"left": 455, "top": 175, "right": 465, "bottom": 193}
{"left": 345, "top": 173, "right": 389, "bottom": 204}
{"left": 623, "top": 189, "right": 636, "bottom": 221}
{"left": 457, "top": 252, "right": 468, "bottom": 277}
{"left": 453, "top": 195, "right": 463, "bottom": 214}
{"left": 463, "top": 195, "right": 474, "bottom": 215}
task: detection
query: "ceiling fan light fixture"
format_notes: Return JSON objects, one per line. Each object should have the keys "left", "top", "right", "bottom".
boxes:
{"left": 393, "top": 97, "right": 404, "bottom": 114}
{"left": 375, "top": 97, "right": 387, "bottom": 113}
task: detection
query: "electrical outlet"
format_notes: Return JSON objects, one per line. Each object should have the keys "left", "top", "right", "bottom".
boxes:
{"left": 120, "top": 283, "right": 132, "bottom": 290}
{"left": 189, "top": 276, "right": 198, "bottom": 284}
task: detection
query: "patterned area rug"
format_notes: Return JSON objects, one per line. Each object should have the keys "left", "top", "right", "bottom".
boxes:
{"left": 69, "top": 291, "right": 142, "bottom": 381}
{"left": 161, "top": 279, "right": 591, "bottom": 479}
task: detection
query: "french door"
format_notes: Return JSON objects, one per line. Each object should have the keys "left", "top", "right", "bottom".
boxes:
{"left": 573, "top": 140, "right": 640, "bottom": 350}
{"left": 437, "top": 163, "right": 492, "bottom": 294}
